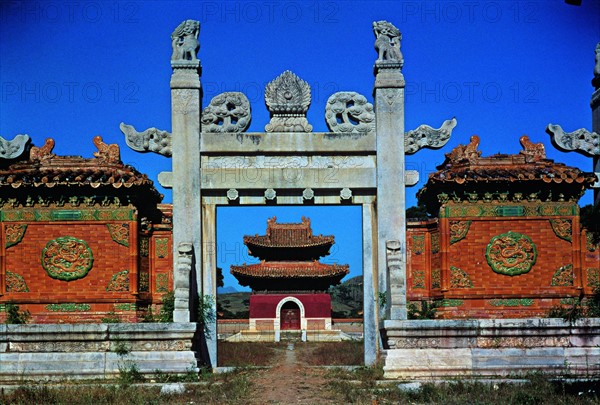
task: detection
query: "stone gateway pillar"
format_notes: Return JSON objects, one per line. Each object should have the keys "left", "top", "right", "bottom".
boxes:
{"left": 373, "top": 21, "right": 407, "bottom": 320}
{"left": 169, "top": 20, "right": 203, "bottom": 323}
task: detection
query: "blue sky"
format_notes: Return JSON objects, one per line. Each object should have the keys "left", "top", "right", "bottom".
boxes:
{"left": 1, "top": 1, "right": 599, "bottom": 289}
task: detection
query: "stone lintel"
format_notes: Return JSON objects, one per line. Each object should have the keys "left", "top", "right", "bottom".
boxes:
{"left": 200, "top": 132, "right": 376, "bottom": 154}
{"left": 200, "top": 167, "right": 375, "bottom": 190}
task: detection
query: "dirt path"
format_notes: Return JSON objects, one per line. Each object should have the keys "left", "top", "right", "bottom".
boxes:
{"left": 245, "top": 343, "right": 339, "bottom": 404}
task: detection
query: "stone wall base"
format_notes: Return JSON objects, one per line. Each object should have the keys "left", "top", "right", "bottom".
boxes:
{"left": 382, "top": 318, "right": 600, "bottom": 380}
{"left": 0, "top": 323, "right": 199, "bottom": 383}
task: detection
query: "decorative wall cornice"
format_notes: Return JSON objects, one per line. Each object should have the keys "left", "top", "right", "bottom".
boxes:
{"left": 440, "top": 202, "right": 578, "bottom": 219}
{"left": 1, "top": 207, "right": 135, "bottom": 222}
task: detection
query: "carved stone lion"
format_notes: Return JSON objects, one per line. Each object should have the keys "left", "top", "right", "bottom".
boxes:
{"left": 171, "top": 20, "right": 200, "bottom": 62}
{"left": 373, "top": 20, "right": 403, "bottom": 64}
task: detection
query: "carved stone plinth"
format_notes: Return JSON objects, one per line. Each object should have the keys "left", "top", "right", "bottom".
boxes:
{"left": 265, "top": 71, "right": 312, "bottom": 132}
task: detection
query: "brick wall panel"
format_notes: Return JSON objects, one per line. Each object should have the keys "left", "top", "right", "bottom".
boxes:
{"left": 4, "top": 223, "right": 132, "bottom": 302}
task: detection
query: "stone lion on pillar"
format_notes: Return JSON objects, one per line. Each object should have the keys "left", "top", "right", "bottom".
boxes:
{"left": 373, "top": 20, "right": 403, "bottom": 64}
{"left": 171, "top": 20, "right": 200, "bottom": 62}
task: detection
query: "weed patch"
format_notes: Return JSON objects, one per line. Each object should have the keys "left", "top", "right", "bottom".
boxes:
{"left": 217, "top": 341, "right": 279, "bottom": 366}
{"left": 296, "top": 341, "right": 364, "bottom": 366}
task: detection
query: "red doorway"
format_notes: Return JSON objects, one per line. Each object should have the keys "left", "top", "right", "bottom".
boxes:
{"left": 280, "top": 301, "right": 300, "bottom": 330}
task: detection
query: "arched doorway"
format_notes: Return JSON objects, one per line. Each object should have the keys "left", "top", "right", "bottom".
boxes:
{"left": 280, "top": 301, "right": 301, "bottom": 330}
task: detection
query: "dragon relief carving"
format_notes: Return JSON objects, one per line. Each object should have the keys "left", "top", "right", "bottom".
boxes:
{"left": 171, "top": 20, "right": 200, "bottom": 62}
{"left": 41, "top": 236, "right": 94, "bottom": 281}
{"left": 0, "top": 134, "right": 30, "bottom": 160}
{"left": 485, "top": 231, "right": 537, "bottom": 276}
{"left": 546, "top": 124, "right": 599, "bottom": 157}
{"left": 202, "top": 92, "right": 251, "bottom": 133}
{"left": 549, "top": 219, "right": 572, "bottom": 242}
{"left": 325, "top": 92, "right": 375, "bottom": 134}
{"left": 405, "top": 118, "right": 456, "bottom": 154}
{"left": 5, "top": 224, "right": 27, "bottom": 248}
{"left": 519, "top": 135, "right": 546, "bottom": 162}
{"left": 264, "top": 71, "right": 312, "bottom": 132}
{"left": 449, "top": 220, "right": 471, "bottom": 244}
{"left": 29, "top": 138, "right": 56, "bottom": 162}
{"left": 93, "top": 136, "right": 120, "bottom": 163}
{"left": 120, "top": 122, "right": 172, "bottom": 157}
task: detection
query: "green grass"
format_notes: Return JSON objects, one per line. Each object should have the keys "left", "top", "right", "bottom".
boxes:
{"left": 295, "top": 340, "right": 364, "bottom": 366}
{"left": 0, "top": 371, "right": 250, "bottom": 405}
{"left": 3, "top": 368, "right": 596, "bottom": 405}
{"left": 327, "top": 368, "right": 600, "bottom": 405}
{"left": 217, "top": 341, "right": 280, "bottom": 367}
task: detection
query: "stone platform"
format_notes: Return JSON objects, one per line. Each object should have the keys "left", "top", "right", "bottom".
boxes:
{"left": 382, "top": 318, "right": 600, "bottom": 379}
{"left": 225, "top": 329, "right": 353, "bottom": 343}
{"left": 0, "top": 323, "right": 199, "bottom": 382}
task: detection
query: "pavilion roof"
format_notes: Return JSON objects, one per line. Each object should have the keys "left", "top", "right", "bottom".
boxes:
{"left": 244, "top": 216, "right": 335, "bottom": 249}
{"left": 231, "top": 261, "right": 349, "bottom": 279}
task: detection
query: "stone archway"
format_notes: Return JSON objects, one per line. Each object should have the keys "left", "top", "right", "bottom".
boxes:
{"left": 123, "top": 19, "right": 455, "bottom": 369}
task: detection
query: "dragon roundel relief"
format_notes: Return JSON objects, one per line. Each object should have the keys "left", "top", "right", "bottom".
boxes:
{"left": 485, "top": 231, "right": 537, "bottom": 276}
{"left": 41, "top": 236, "right": 94, "bottom": 281}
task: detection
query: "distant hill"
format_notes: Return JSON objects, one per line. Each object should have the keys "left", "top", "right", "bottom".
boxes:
{"left": 329, "top": 276, "right": 363, "bottom": 318}
{"left": 217, "top": 276, "right": 363, "bottom": 319}
{"left": 217, "top": 286, "right": 238, "bottom": 294}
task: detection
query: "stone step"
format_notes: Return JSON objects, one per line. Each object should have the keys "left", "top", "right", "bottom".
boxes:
{"left": 279, "top": 331, "right": 302, "bottom": 342}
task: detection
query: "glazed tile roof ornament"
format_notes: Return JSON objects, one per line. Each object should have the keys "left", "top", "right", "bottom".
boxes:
{"left": 0, "top": 136, "right": 162, "bottom": 217}
{"left": 417, "top": 135, "right": 597, "bottom": 215}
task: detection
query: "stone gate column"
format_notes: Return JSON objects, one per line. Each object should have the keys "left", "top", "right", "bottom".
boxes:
{"left": 373, "top": 21, "right": 407, "bottom": 320}
{"left": 170, "top": 20, "right": 203, "bottom": 322}
{"left": 592, "top": 45, "right": 600, "bottom": 206}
